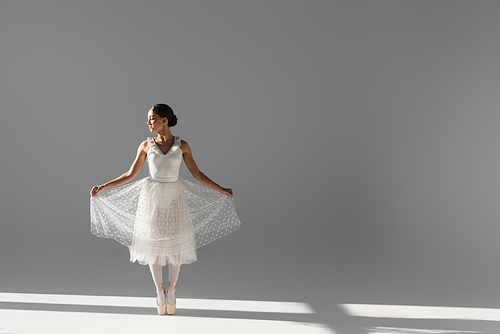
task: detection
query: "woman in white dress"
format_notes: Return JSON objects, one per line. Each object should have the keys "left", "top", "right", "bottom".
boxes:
{"left": 90, "top": 104, "right": 240, "bottom": 315}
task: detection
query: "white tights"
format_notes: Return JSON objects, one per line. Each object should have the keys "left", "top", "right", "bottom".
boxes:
{"left": 149, "top": 263, "right": 180, "bottom": 305}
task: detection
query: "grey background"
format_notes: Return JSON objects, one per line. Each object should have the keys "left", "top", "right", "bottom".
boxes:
{"left": 1, "top": 1, "right": 500, "bottom": 333}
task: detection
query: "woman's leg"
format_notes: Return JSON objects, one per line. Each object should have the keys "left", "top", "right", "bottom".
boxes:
{"left": 167, "top": 263, "right": 180, "bottom": 304}
{"left": 149, "top": 263, "right": 165, "bottom": 305}
{"left": 168, "top": 263, "right": 180, "bottom": 284}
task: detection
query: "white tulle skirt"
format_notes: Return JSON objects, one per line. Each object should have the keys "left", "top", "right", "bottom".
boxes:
{"left": 90, "top": 177, "right": 241, "bottom": 266}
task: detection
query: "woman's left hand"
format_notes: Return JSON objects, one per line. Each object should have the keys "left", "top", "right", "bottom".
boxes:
{"left": 220, "top": 187, "right": 233, "bottom": 198}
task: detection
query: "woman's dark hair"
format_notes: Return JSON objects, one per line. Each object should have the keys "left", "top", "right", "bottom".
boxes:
{"left": 152, "top": 104, "right": 178, "bottom": 127}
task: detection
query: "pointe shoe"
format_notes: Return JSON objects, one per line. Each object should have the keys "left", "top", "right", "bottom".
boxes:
{"left": 166, "top": 282, "right": 176, "bottom": 315}
{"left": 156, "top": 283, "right": 166, "bottom": 315}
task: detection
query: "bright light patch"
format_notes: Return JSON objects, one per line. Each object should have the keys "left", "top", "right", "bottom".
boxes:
{"left": 0, "top": 309, "right": 334, "bottom": 334}
{"left": 340, "top": 303, "right": 500, "bottom": 322}
{"left": 0, "top": 292, "right": 331, "bottom": 334}
{"left": 0, "top": 292, "right": 315, "bottom": 314}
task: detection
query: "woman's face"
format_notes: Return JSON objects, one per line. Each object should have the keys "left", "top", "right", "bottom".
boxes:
{"left": 147, "top": 109, "right": 166, "bottom": 132}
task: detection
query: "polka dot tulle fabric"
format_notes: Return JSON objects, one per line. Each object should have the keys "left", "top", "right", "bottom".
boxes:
{"left": 90, "top": 178, "right": 241, "bottom": 266}
{"left": 90, "top": 137, "right": 241, "bottom": 266}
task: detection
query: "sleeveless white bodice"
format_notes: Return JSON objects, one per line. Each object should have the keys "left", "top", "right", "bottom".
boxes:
{"left": 146, "top": 137, "right": 182, "bottom": 182}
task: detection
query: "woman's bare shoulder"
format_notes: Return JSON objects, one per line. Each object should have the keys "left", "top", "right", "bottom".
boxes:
{"left": 180, "top": 139, "right": 191, "bottom": 153}
{"left": 139, "top": 140, "right": 149, "bottom": 154}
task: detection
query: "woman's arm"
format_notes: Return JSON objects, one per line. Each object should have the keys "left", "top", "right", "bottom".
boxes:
{"left": 181, "top": 140, "right": 233, "bottom": 197}
{"left": 90, "top": 141, "right": 149, "bottom": 197}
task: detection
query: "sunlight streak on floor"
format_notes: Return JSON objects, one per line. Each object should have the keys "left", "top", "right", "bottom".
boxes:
{"left": 340, "top": 303, "right": 500, "bottom": 321}
{"left": 0, "top": 292, "right": 333, "bottom": 334}
{"left": 0, "top": 309, "right": 334, "bottom": 334}
{"left": 0, "top": 292, "right": 315, "bottom": 314}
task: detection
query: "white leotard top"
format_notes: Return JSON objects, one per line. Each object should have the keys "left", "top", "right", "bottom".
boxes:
{"left": 146, "top": 136, "right": 182, "bottom": 182}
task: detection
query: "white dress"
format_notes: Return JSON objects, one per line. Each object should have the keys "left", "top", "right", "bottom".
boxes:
{"left": 90, "top": 137, "right": 241, "bottom": 266}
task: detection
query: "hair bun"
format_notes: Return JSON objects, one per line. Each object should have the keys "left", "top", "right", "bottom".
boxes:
{"left": 169, "top": 114, "right": 178, "bottom": 127}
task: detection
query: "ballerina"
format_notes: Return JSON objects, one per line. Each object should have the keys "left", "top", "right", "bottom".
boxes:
{"left": 90, "top": 104, "right": 241, "bottom": 315}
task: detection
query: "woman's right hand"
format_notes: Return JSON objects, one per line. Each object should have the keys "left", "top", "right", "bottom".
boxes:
{"left": 90, "top": 184, "right": 107, "bottom": 197}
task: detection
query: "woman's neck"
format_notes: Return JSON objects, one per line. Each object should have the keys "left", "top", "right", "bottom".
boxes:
{"left": 156, "top": 128, "right": 174, "bottom": 142}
